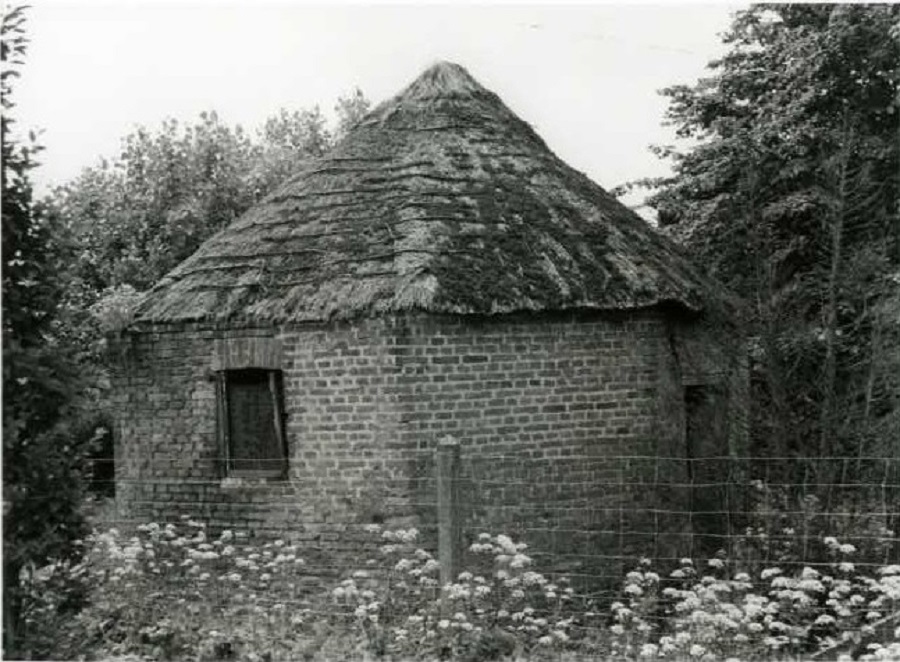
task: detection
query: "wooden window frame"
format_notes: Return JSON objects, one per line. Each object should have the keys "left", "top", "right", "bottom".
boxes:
{"left": 215, "top": 368, "right": 287, "bottom": 479}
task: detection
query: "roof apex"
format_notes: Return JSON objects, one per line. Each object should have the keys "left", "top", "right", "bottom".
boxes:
{"left": 397, "top": 61, "right": 489, "bottom": 101}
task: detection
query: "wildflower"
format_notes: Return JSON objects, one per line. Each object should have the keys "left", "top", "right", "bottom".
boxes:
{"left": 438, "top": 619, "right": 450, "bottom": 629}
{"left": 660, "top": 636, "right": 676, "bottom": 654}
{"left": 640, "top": 643, "right": 659, "bottom": 658}
{"left": 495, "top": 534, "right": 517, "bottom": 554}
{"left": 228, "top": 573, "right": 242, "bottom": 583}
{"left": 708, "top": 558, "right": 725, "bottom": 569}
{"left": 689, "top": 643, "right": 706, "bottom": 657}
{"left": 510, "top": 553, "right": 531, "bottom": 569}
{"left": 537, "top": 635, "right": 553, "bottom": 646}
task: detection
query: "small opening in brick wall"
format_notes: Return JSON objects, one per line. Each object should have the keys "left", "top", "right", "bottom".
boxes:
{"left": 217, "top": 368, "right": 287, "bottom": 478}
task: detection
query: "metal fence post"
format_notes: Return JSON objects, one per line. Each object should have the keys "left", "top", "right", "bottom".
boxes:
{"left": 436, "top": 435, "right": 461, "bottom": 614}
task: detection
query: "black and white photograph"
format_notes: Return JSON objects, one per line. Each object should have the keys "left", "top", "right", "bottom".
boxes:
{"left": 2, "top": 2, "right": 898, "bottom": 660}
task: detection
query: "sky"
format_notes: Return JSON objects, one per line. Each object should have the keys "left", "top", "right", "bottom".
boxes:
{"left": 15, "top": 2, "right": 743, "bottom": 210}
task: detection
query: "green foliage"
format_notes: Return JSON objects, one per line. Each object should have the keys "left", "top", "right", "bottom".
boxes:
{"left": 1, "top": 5, "right": 95, "bottom": 653}
{"left": 644, "top": 5, "right": 900, "bottom": 463}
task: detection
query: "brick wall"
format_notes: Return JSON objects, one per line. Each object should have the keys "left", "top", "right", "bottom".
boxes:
{"left": 111, "top": 309, "right": 745, "bottom": 585}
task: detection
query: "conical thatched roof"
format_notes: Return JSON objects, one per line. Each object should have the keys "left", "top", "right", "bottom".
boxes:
{"left": 134, "top": 62, "right": 730, "bottom": 325}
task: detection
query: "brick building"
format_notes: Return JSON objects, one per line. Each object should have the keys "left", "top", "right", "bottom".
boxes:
{"left": 113, "top": 62, "right": 746, "bottom": 571}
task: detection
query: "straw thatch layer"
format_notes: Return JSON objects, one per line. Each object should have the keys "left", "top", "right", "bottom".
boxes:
{"left": 134, "top": 62, "right": 728, "bottom": 325}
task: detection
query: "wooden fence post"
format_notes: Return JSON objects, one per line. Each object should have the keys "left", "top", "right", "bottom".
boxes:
{"left": 436, "top": 435, "right": 461, "bottom": 614}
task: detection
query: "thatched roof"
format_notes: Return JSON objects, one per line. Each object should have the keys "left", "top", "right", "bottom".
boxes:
{"left": 134, "top": 62, "right": 731, "bottom": 325}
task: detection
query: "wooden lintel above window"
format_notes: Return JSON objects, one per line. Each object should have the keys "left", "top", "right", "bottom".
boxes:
{"left": 212, "top": 337, "right": 283, "bottom": 372}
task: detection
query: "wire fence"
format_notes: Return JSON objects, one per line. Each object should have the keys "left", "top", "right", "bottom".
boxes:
{"left": 78, "top": 450, "right": 900, "bottom": 582}
{"left": 27, "top": 450, "right": 899, "bottom": 659}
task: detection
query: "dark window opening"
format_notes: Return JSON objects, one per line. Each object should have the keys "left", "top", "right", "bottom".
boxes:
{"left": 685, "top": 384, "right": 728, "bottom": 557}
{"left": 217, "top": 368, "right": 286, "bottom": 477}
{"left": 86, "top": 418, "right": 115, "bottom": 497}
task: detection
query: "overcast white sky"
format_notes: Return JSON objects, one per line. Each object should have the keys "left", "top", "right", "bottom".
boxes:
{"left": 17, "top": 2, "right": 742, "bottom": 208}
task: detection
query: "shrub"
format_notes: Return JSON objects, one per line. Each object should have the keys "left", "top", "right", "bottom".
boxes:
{"left": 331, "top": 527, "right": 576, "bottom": 660}
{"left": 20, "top": 519, "right": 318, "bottom": 660}
{"left": 17, "top": 523, "right": 900, "bottom": 661}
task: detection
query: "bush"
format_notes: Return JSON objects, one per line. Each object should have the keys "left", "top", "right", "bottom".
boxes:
{"left": 17, "top": 524, "right": 900, "bottom": 661}
{"left": 330, "top": 527, "right": 575, "bottom": 660}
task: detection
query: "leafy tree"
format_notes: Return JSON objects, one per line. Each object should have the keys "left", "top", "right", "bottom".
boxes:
{"left": 645, "top": 5, "right": 900, "bottom": 469}
{"left": 334, "top": 86, "right": 371, "bottom": 141}
{"left": 52, "top": 89, "right": 371, "bottom": 302}
{"left": 2, "top": 6, "right": 95, "bottom": 652}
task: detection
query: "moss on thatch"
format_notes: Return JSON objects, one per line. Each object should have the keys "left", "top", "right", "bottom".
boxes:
{"left": 133, "top": 61, "right": 733, "bottom": 325}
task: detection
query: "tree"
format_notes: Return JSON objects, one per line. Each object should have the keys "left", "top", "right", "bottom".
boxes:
{"left": 334, "top": 87, "right": 371, "bottom": 141}
{"left": 2, "top": 6, "right": 94, "bottom": 652}
{"left": 52, "top": 88, "right": 371, "bottom": 303}
{"left": 646, "top": 5, "right": 900, "bottom": 467}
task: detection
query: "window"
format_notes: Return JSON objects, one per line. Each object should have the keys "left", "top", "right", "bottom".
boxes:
{"left": 216, "top": 368, "right": 287, "bottom": 477}
{"left": 684, "top": 384, "right": 728, "bottom": 555}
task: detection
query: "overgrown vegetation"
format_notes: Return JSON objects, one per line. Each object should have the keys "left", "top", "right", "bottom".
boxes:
{"left": 17, "top": 524, "right": 900, "bottom": 661}
{"left": 2, "top": 6, "right": 97, "bottom": 652}
{"left": 632, "top": 5, "right": 900, "bottom": 469}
